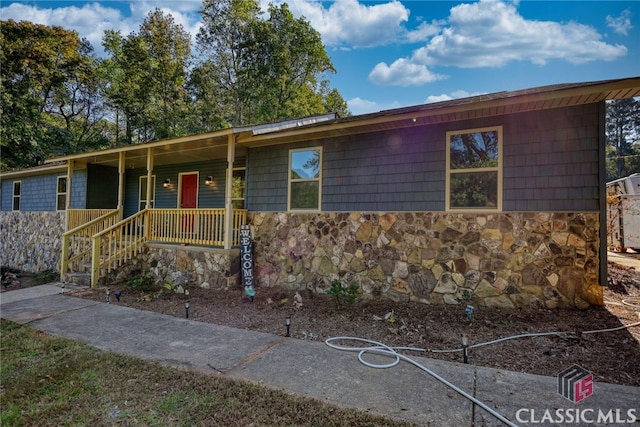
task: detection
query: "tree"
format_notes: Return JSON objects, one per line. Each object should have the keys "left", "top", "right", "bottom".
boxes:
{"left": 102, "top": 9, "right": 193, "bottom": 144}
{"left": 0, "top": 20, "right": 104, "bottom": 170}
{"left": 606, "top": 98, "right": 640, "bottom": 180}
{"left": 193, "top": 0, "right": 349, "bottom": 127}
{"left": 193, "top": 0, "right": 261, "bottom": 127}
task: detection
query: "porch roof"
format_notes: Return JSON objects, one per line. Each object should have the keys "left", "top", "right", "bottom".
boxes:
{"left": 39, "top": 76, "right": 640, "bottom": 169}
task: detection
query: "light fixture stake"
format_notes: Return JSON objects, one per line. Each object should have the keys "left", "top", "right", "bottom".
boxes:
{"left": 285, "top": 315, "right": 291, "bottom": 337}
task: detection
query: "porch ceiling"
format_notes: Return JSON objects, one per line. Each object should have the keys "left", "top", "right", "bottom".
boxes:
{"left": 68, "top": 131, "right": 250, "bottom": 169}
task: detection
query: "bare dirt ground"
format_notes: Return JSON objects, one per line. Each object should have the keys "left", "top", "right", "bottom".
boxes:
{"left": 3, "top": 258, "right": 640, "bottom": 388}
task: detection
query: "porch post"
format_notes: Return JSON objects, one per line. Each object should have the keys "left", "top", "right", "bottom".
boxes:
{"left": 118, "top": 151, "right": 125, "bottom": 219}
{"left": 65, "top": 160, "right": 74, "bottom": 230}
{"left": 224, "top": 134, "right": 235, "bottom": 249}
{"left": 145, "top": 148, "right": 154, "bottom": 209}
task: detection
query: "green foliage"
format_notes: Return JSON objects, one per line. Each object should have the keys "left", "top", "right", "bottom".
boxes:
{"left": 326, "top": 279, "right": 359, "bottom": 307}
{"left": 33, "top": 269, "right": 60, "bottom": 285}
{"left": 606, "top": 99, "right": 640, "bottom": 180}
{"left": 126, "top": 271, "right": 155, "bottom": 292}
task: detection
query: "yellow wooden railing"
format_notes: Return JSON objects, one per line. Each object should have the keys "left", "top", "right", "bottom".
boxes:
{"left": 91, "top": 209, "right": 149, "bottom": 288}
{"left": 88, "top": 208, "right": 248, "bottom": 287}
{"left": 60, "top": 209, "right": 121, "bottom": 278}
{"left": 67, "top": 209, "right": 116, "bottom": 230}
{"left": 147, "top": 209, "right": 247, "bottom": 246}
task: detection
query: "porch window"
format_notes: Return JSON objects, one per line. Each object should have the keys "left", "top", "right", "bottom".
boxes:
{"left": 139, "top": 175, "right": 156, "bottom": 210}
{"left": 446, "top": 126, "right": 502, "bottom": 211}
{"left": 289, "top": 147, "right": 322, "bottom": 211}
{"left": 231, "top": 168, "right": 246, "bottom": 209}
{"left": 12, "top": 181, "right": 20, "bottom": 211}
{"left": 57, "top": 176, "right": 67, "bottom": 211}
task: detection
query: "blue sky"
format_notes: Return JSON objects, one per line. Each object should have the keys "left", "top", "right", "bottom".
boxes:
{"left": 1, "top": 0, "right": 638, "bottom": 115}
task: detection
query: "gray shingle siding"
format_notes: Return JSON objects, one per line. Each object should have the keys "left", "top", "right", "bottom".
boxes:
{"left": 123, "top": 159, "right": 242, "bottom": 218}
{"left": 248, "top": 103, "right": 600, "bottom": 213}
{"left": 1, "top": 170, "right": 86, "bottom": 211}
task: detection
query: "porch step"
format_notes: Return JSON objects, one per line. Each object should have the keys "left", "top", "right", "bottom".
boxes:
{"left": 65, "top": 272, "right": 91, "bottom": 288}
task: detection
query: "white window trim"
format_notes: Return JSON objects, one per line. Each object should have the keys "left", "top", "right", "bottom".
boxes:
{"left": 56, "top": 175, "right": 67, "bottom": 212}
{"left": 12, "top": 181, "right": 21, "bottom": 211}
{"left": 445, "top": 126, "right": 503, "bottom": 212}
{"left": 139, "top": 175, "right": 156, "bottom": 211}
{"left": 288, "top": 147, "right": 322, "bottom": 212}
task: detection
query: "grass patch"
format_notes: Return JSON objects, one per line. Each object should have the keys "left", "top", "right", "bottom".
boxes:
{"left": 0, "top": 320, "right": 414, "bottom": 426}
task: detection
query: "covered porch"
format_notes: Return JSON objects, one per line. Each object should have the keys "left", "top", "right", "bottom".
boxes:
{"left": 56, "top": 130, "right": 250, "bottom": 288}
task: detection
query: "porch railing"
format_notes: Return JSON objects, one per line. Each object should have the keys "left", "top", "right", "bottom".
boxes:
{"left": 67, "top": 209, "right": 116, "bottom": 230}
{"left": 150, "top": 209, "right": 229, "bottom": 246}
{"left": 88, "top": 208, "right": 247, "bottom": 287}
{"left": 60, "top": 209, "right": 121, "bottom": 278}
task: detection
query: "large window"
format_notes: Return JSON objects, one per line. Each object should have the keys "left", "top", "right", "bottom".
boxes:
{"left": 57, "top": 176, "right": 67, "bottom": 211}
{"left": 289, "top": 147, "right": 321, "bottom": 211}
{"left": 231, "top": 167, "right": 246, "bottom": 209}
{"left": 446, "top": 126, "right": 502, "bottom": 211}
{"left": 12, "top": 181, "right": 20, "bottom": 211}
{"left": 139, "top": 175, "right": 156, "bottom": 211}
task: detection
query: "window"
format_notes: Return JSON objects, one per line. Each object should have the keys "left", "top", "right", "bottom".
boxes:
{"left": 139, "top": 175, "right": 156, "bottom": 210}
{"left": 57, "top": 176, "right": 67, "bottom": 211}
{"left": 12, "top": 181, "right": 21, "bottom": 211}
{"left": 231, "top": 168, "right": 246, "bottom": 209}
{"left": 289, "top": 147, "right": 321, "bottom": 211}
{"left": 446, "top": 126, "right": 502, "bottom": 211}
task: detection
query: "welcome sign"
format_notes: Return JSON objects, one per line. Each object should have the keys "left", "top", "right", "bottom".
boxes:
{"left": 240, "top": 225, "right": 255, "bottom": 301}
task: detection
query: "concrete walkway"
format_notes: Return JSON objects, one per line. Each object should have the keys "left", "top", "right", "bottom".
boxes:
{"left": 1, "top": 285, "right": 638, "bottom": 426}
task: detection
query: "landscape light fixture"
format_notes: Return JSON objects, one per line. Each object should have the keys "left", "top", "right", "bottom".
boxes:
{"left": 185, "top": 301, "right": 190, "bottom": 319}
{"left": 163, "top": 178, "right": 171, "bottom": 188}
{"left": 461, "top": 333, "right": 469, "bottom": 364}
{"left": 205, "top": 176, "right": 214, "bottom": 185}
{"left": 106, "top": 288, "right": 110, "bottom": 304}
{"left": 285, "top": 315, "right": 291, "bottom": 337}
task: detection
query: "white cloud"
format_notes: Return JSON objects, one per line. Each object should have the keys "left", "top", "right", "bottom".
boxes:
{"left": 369, "top": 0, "right": 629, "bottom": 87}
{"left": 275, "top": 0, "right": 411, "bottom": 48}
{"left": 606, "top": 10, "right": 633, "bottom": 36}
{"left": 414, "top": 0, "right": 627, "bottom": 67}
{"left": 0, "top": 2, "right": 201, "bottom": 57}
{"left": 425, "top": 90, "right": 486, "bottom": 103}
{"left": 369, "top": 58, "right": 446, "bottom": 86}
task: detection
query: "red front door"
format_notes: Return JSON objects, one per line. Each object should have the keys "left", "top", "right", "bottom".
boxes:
{"left": 180, "top": 173, "right": 198, "bottom": 233}
{"left": 180, "top": 173, "right": 198, "bottom": 208}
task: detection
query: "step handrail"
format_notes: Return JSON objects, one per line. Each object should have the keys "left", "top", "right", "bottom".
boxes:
{"left": 90, "top": 209, "right": 149, "bottom": 288}
{"left": 60, "top": 209, "right": 121, "bottom": 280}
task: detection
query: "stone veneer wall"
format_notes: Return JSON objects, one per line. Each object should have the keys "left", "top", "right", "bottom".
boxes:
{"left": 249, "top": 212, "right": 603, "bottom": 309}
{"left": 0, "top": 211, "right": 65, "bottom": 273}
{"left": 133, "top": 243, "right": 241, "bottom": 290}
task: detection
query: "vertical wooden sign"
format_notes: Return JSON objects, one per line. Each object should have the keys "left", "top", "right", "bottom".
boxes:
{"left": 240, "top": 225, "right": 255, "bottom": 301}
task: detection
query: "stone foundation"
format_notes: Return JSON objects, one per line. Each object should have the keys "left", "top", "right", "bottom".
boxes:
{"left": 139, "top": 243, "right": 240, "bottom": 290}
{"left": 249, "top": 212, "right": 603, "bottom": 309}
{"left": 0, "top": 211, "right": 65, "bottom": 273}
